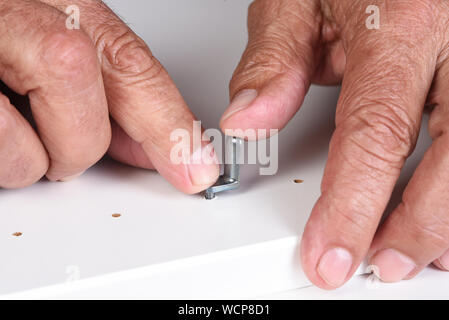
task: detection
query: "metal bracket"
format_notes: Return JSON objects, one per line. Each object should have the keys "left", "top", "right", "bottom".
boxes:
{"left": 204, "top": 137, "right": 243, "bottom": 200}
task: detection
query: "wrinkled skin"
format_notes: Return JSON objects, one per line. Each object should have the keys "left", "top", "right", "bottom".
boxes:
{"left": 0, "top": 0, "right": 219, "bottom": 192}
{"left": 4, "top": 0, "right": 449, "bottom": 290}
{"left": 220, "top": 0, "right": 449, "bottom": 289}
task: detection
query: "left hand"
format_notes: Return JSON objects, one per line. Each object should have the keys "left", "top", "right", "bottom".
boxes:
{"left": 0, "top": 0, "right": 218, "bottom": 193}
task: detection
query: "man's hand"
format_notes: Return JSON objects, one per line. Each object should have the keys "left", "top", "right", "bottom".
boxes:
{"left": 0, "top": 0, "right": 218, "bottom": 193}
{"left": 221, "top": 0, "right": 449, "bottom": 288}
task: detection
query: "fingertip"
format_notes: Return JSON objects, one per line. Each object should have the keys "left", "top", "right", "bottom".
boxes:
{"left": 186, "top": 145, "right": 220, "bottom": 192}
{"left": 369, "top": 249, "right": 416, "bottom": 283}
{"left": 145, "top": 140, "right": 220, "bottom": 195}
{"left": 187, "top": 160, "right": 220, "bottom": 193}
{"left": 300, "top": 217, "right": 342, "bottom": 290}
{"left": 316, "top": 247, "right": 353, "bottom": 288}
{"left": 300, "top": 237, "right": 353, "bottom": 290}
{"left": 185, "top": 162, "right": 220, "bottom": 194}
{"left": 167, "top": 162, "right": 219, "bottom": 195}
{"left": 300, "top": 193, "right": 375, "bottom": 290}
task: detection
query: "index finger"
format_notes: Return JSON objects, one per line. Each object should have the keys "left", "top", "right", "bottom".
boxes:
{"left": 43, "top": 0, "right": 219, "bottom": 193}
{"left": 300, "top": 8, "right": 436, "bottom": 288}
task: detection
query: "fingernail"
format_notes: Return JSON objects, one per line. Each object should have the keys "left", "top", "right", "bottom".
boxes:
{"left": 188, "top": 147, "right": 219, "bottom": 187}
{"left": 370, "top": 249, "right": 416, "bottom": 282}
{"left": 437, "top": 250, "right": 449, "bottom": 270}
{"left": 57, "top": 171, "right": 85, "bottom": 182}
{"left": 317, "top": 247, "right": 353, "bottom": 287}
{"left": 221, "top": 89, "right": 258, "bottom": 123}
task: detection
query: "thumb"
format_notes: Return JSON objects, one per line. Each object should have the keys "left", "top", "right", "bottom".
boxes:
{"left": 220, "top": 0, "right": 321, "bottom": 138}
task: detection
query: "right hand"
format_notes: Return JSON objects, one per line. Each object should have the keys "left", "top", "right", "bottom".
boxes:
{"left": 221, "top": 0, "right": 449, "bottom": 288}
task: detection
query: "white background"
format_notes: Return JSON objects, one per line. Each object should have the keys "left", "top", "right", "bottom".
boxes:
{"left": 0, "top": 0, "right": 447, "bottom": 299}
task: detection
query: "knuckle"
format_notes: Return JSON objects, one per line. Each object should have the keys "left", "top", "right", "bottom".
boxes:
{"left": 387, "top": 0, "right": 440, "bottom": 31}
{"left": 337, "top": 99, "right": 417, "bottom": 168}
{"left": 96, "top": 26, "right": 162, "bottom": 78}
{"left": 393, "top": 203, "right": 449, "bottom": 251}
{"left": 349, "top": 0, "right": 438, "bottom": 31}
{"left": 40, "top": 30, "right": 98, "bottom": 77}
{"left": 232, "top": 35, "right": 303, "bottom": 92}
{"left": 235, "top": 0, "right": 319, "bottom": 92}
{"left": 241, "top": 15, "right": 308, "bottom": 73}
{"left": 343, "top": 1, "right": 443, "bottom": 51}
{"left": 241, "top": 41, "right": 291, "bottom": 74}
{"left": 319, "top": 191, "right": 378, "bottom": 242}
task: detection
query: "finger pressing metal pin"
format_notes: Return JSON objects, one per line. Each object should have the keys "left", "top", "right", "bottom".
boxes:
{"left": 204, "top": 136, "right": 243, "bottom": 200}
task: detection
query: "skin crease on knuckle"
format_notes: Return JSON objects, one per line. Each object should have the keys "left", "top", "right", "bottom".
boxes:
{"left": 340, "top": 104, "right": 416, "bottom": 164}
{"left": 101, "top": 29, "right": 160, "bottom": 79}
{"left": 296, "top": 0, "right": 449, "bottom": 287}
{"left": 335, "top": 62, "right": 422, "bottom": 173}
{"left": 232, "top": 39, "right": 298, "bottom": 92}
{"left": 92, "top": 23, "right": 172, "bottom": 142}
{"left": 238, "top": 0, "right": 321, "bottom": 88}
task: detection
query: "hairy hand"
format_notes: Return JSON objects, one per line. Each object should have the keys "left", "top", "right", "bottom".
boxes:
{"left": 221, "top": 0, "right": 449, "bottom": 288}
